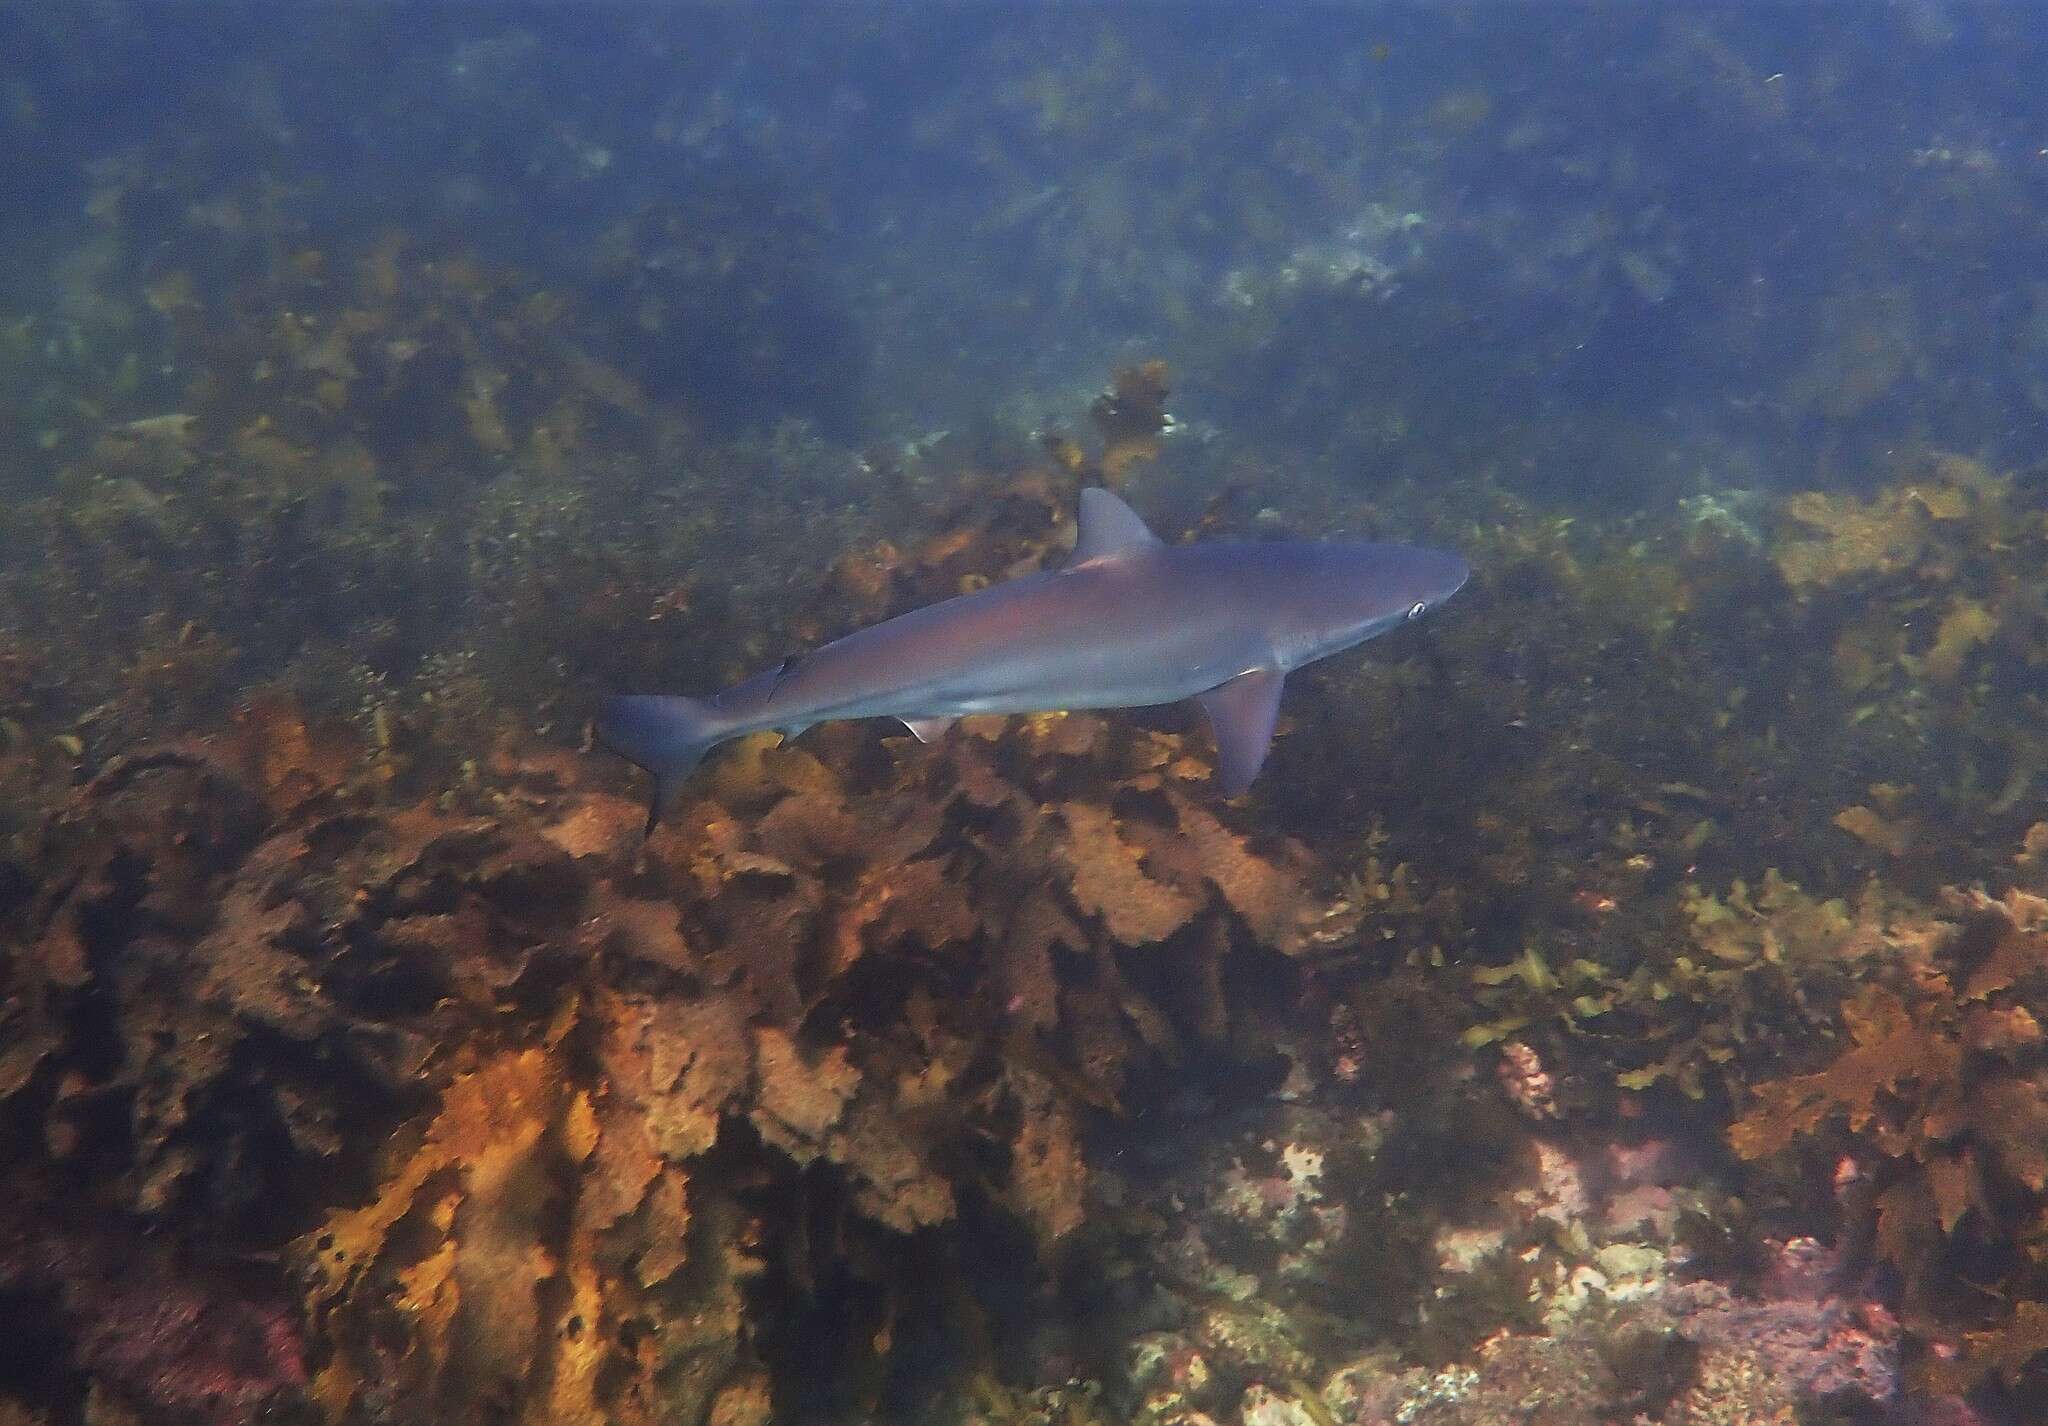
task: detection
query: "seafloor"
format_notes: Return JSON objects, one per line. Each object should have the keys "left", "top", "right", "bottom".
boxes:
{"left": 5, "top": 7, "right": 2048, "bottom": 1426}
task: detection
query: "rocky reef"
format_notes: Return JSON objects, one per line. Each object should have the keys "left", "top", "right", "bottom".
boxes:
{"left": 6, "top": 9, "right": 2048, "bottom": 1421}
{"left": 8, "top": 407, "right": 2048, "bottom": 1422}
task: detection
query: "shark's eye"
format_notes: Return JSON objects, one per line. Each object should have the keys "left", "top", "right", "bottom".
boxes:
{"left": 1406, "top": 600, "right": 1428, "bottom": 619}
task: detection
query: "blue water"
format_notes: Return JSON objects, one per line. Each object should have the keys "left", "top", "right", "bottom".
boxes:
{"left": 6, "top": 5, "right": 2045, "bottom": 500}
{"left": 5, "top": 5, "right": 2048, "bottom": 1424}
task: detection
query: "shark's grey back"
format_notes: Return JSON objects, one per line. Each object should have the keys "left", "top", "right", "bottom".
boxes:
{"left": 597, "top": 487, "right": 1468, "bottom": 826}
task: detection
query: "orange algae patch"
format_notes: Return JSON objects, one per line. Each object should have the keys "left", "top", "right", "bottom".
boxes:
{"left": 1727, "top": 985, "right": 1959, "bottom": 1160}
{"left": 1833, "top": 804, "right": 1914, "bottom": 857}
{"left": 301, "top": 1048, "right": 563, "bottom": 1411}
{"left": 1089, "top": 358, "right": 1171, "bottom": 484}
{"left": 1060, "top": 801, "right": 1200, "bottom": 944}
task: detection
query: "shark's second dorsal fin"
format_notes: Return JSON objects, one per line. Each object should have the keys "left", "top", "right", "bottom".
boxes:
{"left": 1072, "top": 487, "right": 1162, "bottom": 564}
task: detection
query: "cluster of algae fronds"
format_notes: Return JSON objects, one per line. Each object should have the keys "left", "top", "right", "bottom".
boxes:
{"left": 7, "top": 29, "right": 2048, "bottom": 1415}
{"left": 12, "top": 323, "right": 2048, "bottom": 1420}
{"left": 9, "top": 200, "right": 2048, "bottom": 1418}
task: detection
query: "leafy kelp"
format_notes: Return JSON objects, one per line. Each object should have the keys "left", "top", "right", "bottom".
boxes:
{"left": 0, "top": 536, "right": 1341, "bottom": 1421}
{"left": 1728, "top": 862, "right": 2048, "bottom": 1399}
{"left": 8, "top": 7, "right": 2048, "bottom": 1413}
{"left": 8, "top": 437, "right": 2039, "bottom": 1422}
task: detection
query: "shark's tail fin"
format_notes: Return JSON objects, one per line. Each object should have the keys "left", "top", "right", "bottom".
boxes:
{"left": 596, "top": 694, "right": 727, "bottom": 834}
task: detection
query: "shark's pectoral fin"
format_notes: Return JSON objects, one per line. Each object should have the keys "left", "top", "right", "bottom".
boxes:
{"left": 899, "top": 715, "right": 957, "bottom": 743}
{"left": 1196, "top": 668, "right": 1286, "bottom": 796}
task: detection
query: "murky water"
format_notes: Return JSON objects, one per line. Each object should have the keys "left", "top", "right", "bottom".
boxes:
{"left": 2, "top": 5, "right": 2046, "bottom": 1424}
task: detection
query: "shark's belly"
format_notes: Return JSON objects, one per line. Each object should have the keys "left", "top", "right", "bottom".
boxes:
{"left": 896, "top": 609, "right": 1269, "bottom": 715}
{"left": 778, "top": 572, "right": 1273, "bottom": 723}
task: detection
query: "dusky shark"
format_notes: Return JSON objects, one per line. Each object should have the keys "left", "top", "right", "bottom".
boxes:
{"left": 599, "top": 487, "right": 1467, "bottom": 829}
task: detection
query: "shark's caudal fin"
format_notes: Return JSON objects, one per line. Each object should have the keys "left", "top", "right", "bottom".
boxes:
{"left": 596, "top": 694, "right": 728, "bottom": 834}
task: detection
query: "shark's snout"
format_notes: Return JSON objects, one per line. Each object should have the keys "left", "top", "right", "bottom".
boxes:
{"left": 1434, "top": 550, "right": 1472, "bottom": 601}
{"left": 1420, "top": 549, "right": 1470, "bottom": 597}
{"left": 1385, "top": 545, "right": 1471, "bottom": 617}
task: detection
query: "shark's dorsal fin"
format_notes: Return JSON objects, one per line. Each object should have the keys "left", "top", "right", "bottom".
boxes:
{"left": 1196, "top": 667, "right": 1286, "bottom": 796}
{"left": 900, "top": 715, "right": 956, "bottom": 743}
{"left": 1072, "top": 487, "right": 1162, "bottom": 564}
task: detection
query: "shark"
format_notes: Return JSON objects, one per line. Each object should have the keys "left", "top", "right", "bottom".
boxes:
{"left": 598, "top": 487, "right": 1468, "bottom": 829}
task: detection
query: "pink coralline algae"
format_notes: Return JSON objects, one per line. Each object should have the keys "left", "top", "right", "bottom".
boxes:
{"left": 73, "top": 1281, "right": 306, "bottom": 1425}
{"left": 1319, "top": 1141, "right": 1943, "bottom": 1426}
{"left": 1319, "top": 1253, "right": 1915, "bottom": 1426}
{"left": 0, "top": 1207, "right": 306, "bottom": 1423}
{"left": 1665, "top": 1276, "right": 1898, "bottom": 1406}
{"left": 1509, "top": 1139, "right": 1588, "bottom": 1231}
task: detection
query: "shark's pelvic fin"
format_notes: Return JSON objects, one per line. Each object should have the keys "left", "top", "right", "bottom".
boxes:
{"left": 1072, "top": 486, "right": 1163, "bottom": 563}
{"left": 899, "top": 715, "right": 957, "bottom": 743}
{"left": 1196, "top": 668, "right": 1286, "bottom": 796}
